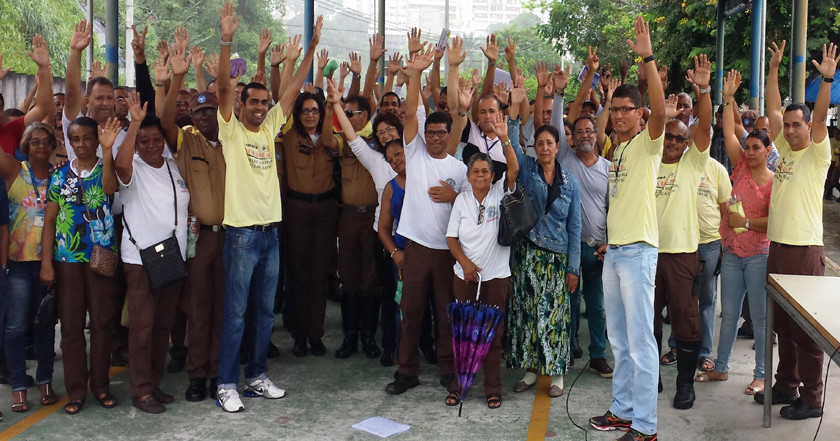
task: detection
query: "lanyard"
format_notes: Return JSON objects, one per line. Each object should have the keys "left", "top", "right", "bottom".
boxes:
{"left": 26, "top": 162, "right": 45, "bottom": 208}
{"left": 611, "top": 131, "right": 640, "bottom": 192}
{"left": 482, "top": 133, "right": 499, "bottom": 155}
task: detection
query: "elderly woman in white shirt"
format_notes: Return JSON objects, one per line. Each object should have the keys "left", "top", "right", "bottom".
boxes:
{"left": 446, "top": 112, "right": 518, "bottom": 410}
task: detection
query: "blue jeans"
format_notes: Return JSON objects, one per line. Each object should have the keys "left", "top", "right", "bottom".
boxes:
{"left": 570, "top": 242, "right": 607, "bottom": 360}
{"left": 4, "top": 261, "right": 55, "bottom": 391}
{"left": 218, "top": 227, "right": 279, "bottom": 388}
{"left": 602, "top": 242, "right": 658, "bottom": 435}
{"left": 668, "top": 240, "right": 720, "bottom": 357}
{"left": 714, "top": 249, "right": 767, "bottom": 380}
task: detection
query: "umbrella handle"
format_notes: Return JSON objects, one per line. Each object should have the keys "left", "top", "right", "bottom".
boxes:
{"left": 475, "top": 273, "right": 482, "bottom": 302}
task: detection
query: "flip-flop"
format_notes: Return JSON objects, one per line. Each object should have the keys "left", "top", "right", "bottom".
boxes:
{"left": 445, "top": 391, "right": 461, "bottom": 407}
{"left": 64, "top": 400, "right": 84, "bottom": 415}
{"left": 97, "top": 392, "right": 118, "bottom": 409}
{"left": 745, "top": 382, "right": 765, "bottom": 395}
{"left": 694, "top": 371, "right": 728, "bottom": 382}
{"left": 697, "top": 356, "right": 715, "bottom": 372}
{"left": 486, "top": 393, "right": 502, "bottom": 409}
{"left": 660, "top": 349, "right": 677, "bottom": 365}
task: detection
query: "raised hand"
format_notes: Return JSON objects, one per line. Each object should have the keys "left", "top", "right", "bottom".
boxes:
{"left": 220, "top": 0, "right": 242, "bottom": 41}
{"left": 156, "top": 40, "right": 170, "bottom": 66}
{"left": 407, "top": 27, "right": 424, "bottom": 54}
{"left": 339, "top": 61, "right": 350, "bottom": 79}
{"left": 433, "top": 44, "right": 445, "bottom": 62}
{"left": 258, "top": 28, "right": 272, "bottom": 55}
{"left": 586, "top": 46, "right": 599, "bottom": 72}
{"left": 285, "top": 35, "right": 302, "bottom": 61}
{"left": 511, "top": 75, "right": 527, "bottom": 106}
{"left": 204, "top": 53, "right": 219, "bottom": 78}
{"left": 606, "top": 77, "right": 620, "bottom": 102}
{"left": 552, "top": 64, "right": 571, "bottom": 93}
{"left": 421, "top": 75, "right": 433, "bottom": 101}
{"left": 493, "top": 83, "right": 510, "bottom": 108}
{"left": 326, "top": 78, "right": 343, "bottom": 105}
{"left": 311, "top": 15, "right": 324, "bottom": 47}
{"left": 130, "top": 25, "right": 147, "bottom": 62}
{"left": 387, "top": 52, "right": 403, "bottom": 75}
{"left": 270, "top": 43, "right": 286, "bottom": 66}
{"left": 98, "top": 117, "right": 122, "bottom": 149}
{"left": 600, "top": 63, "right": 612, "bottom": 85}
{"left": 0, "top": 54, "right": 10, "bottom": 80}
{"left": 72, "top": 20, "right": 93, "bottom": 51}
{"left": 491, "top": 111, "right": 509, "bottom": 137}
{"left": 505, "top": 37, "right": 517, "bottom": 62}
{"left": 404, "top": 45, "right": 434, "bottom": 76}
{"left": 173, "top": 26, "right": 190, "bottom": 53}
{"left": 480, "top": 33, "right": 500, "bottom": 63}
{"left": 349, "top": 52, "right": 362, "bottom": 75}
{"left": 457, "top": 77, "right": 475, "bottom": 111}
{"left": 447, "top": 36, "right": 466, "bottom": 67}
{"left": 535, "top": 61, "right": 550, "bottom": 87}
{"left": 812, "top": 42, "right": 840, "bottom": 79}
{"left": 190, "top": 46, "right": 206, "bottom": 70}
{"left": 722, "top": 69, "right": 742, "bottom": 100}
{"left": 768, "top": 40, "right": 786, "bottom": 69}
{"left": 27, "top": 34, "right": 50, "bottom": 67}
{"left": 127, "top": 90, "right": 147, "bottom": 122}
{"left": 153, "top": 53, "right": 171, "bottom": 84}
{"left": 317, "top": 49, "right": 330, "bottom": 69}
{"left": 169, "top": 39, "right": 193, "bottom": 76}
{"left": 687, "top": 54, "right": 711, "bottom": 89}
{"left": 619, "top": 59, "right": 629, "bottom": 83}
{"left": 90, "top": 60, "right": 105, "bottom": 80}
{"left": 303, "top": 82, "right": 316, "bottom": 94}
{"left": 664, "top": 93, "right": 679, "bottom": 120}
{"left": 471, "top": 69, "right": 481, "bottom": 89}
{"left": 626, "top": 15, "right": 653, "bottom": 58}
{"left": 369, "top": 33, "right": 386, "bottom": 62}
{"left": 658, "top": 66, "right": 669, "bottom": 89}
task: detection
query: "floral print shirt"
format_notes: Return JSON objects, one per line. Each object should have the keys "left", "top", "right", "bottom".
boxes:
{"left": 48, "top": 160, "right": 115, "bottom": 263}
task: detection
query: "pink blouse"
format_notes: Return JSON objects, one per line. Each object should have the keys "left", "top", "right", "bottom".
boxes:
{"left": 720, "top": 159, "right": 772, "bottom": 257}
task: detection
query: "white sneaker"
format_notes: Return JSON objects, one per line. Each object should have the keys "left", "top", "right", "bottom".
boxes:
{"left": 216, "top": 388, "right": 244, "bottom": 412}
{"left": 244, "top": 377, "right": 286, "bottom": 399}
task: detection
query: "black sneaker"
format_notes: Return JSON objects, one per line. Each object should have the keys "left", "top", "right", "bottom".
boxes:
{"left": 589, "top": 358, "right": 614, "bottom": 378}
{"left": 589, "top": 410, "right": 632, "bottom": 431}
{"left": 185, "top": 377, "right": 207, "bottom": 402}
{"left": 780, "top": 398, "right": 823, "bottom": 420}
{"left": 754, "top": 387, "right": 799, "bottom": 405}
{"left": 617, "top": 428, "right": 658, "bottom": 441}
{"left": 385, "top": 374, "right": 419, "bottom": 395}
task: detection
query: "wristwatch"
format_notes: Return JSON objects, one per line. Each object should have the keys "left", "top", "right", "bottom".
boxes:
{"left": 745, "top": 218, "right": 750, "bottom": 230}
{"left": 698, "top": 86, "right": 712, "bottom": 94}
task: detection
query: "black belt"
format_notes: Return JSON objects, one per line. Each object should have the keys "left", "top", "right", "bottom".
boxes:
{"left": 609, "top": 241, "right": 644, "bottom": 249}
{"left": 287, "top": 188, "right": 337, "bottom": 203}
{"left": 241, "top": 223, "right": 275, "bottom": 232}
{"left": 771, "top": 241, "right": 821, "bottom": 249}
{"left": 344, "top": 204, "right": 377, "bottom": 214}
{"left": 200, "top": 224, "right": 224, "bottom": 232}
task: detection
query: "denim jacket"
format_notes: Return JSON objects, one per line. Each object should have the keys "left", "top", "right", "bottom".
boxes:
{"left": 509, "top": 118, "right": 581, "bottom": 275}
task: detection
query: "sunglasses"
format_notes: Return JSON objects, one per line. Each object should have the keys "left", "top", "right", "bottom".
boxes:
{"left": 345, "top": 110, "right": 364, "bottom": 118}
{"left": 664, "top": 133, "right": 688, "bottom": 143}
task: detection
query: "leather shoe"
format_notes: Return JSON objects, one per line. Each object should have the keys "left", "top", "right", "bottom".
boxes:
{"left": 293, "top": 338, "right": 307, "bottom": 357}
{"left": 780, "top": 398, "right": 823, "bottom": 420}
{"left": 133, "top": 395, "right": 165, "bottom": 414}
{"left": 185, "top": 378, "right": 207, "bottom": 402}
{"left": 385, "top": 374, "right": 419, "bottom": 395}
{"left": 152, "top": 388, "right": 175, "bottom": 405}
{"left": 380, "top": 349, "right": 395, "bottom": 367}
{"left": 754, "top": 387, "right": 799, "bottom": 405}
{"left": 309, "top": 338, "right": 326, "bottom": 356}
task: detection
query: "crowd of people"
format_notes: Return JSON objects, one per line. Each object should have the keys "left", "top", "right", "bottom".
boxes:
{"left": 0, "top": 3, "right": 837, "bottom": 439}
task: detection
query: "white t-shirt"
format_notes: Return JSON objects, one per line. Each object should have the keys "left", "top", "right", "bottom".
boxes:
{"left": 396, "top": 134, "right": 468, "bottom": 250}
{"left": 446, "top": 174, "right": 512, "bottom": 281}
{"left": 118, "top": 155, "right": 190, "bottom": 265}
{"left": 348, "top": 136, "right": 396, "bottom": 232}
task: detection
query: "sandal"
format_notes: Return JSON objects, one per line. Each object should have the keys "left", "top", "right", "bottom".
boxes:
{"left": 97, "top": 392, "right": 118, "bottom": 409}
{"left": 697, "top": 356, "right": 715, "bottom": 372}
{"left": 64, "top": 400, "right": 84, "bottom": 415}
{"left": 745, "top": 379, "right": 765, "bottom": 396}
{"left": 445, "top": 391, "right": 461, "bottom": 407}
{"left": 659, "top": 349, "right": 677, "bottom": 365}
{"left": 486, "top": 393, "right": 502, "bottom": 409}
{"left": 11, "top": 390, "right": 28, "bottom": 413}
{"left": 38, "top": 383, "right": 57, "bottom": 406}
{"left": 694, "top": 371, "right": 728, "bottom": 382}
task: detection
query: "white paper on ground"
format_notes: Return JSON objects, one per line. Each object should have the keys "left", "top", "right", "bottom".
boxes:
{"left": 351, "top": 417, "right": 411, "bottom": 438}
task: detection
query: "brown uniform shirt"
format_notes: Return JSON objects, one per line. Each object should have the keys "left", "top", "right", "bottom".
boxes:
{"left": 280, "top": 122, "right": 338, "bottom": 195}
{"left": 174, "top": 126, "right": 226, "bottom": 225}
{"left": 338, "top": 135, "right": 378, "bottom": 207}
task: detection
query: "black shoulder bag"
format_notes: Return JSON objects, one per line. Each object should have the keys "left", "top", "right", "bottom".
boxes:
{"left": 497, "top": 181, "right": 540, "bottom": 246}
{"left": 122, "top": 161, "right": 188, "bottom": 290}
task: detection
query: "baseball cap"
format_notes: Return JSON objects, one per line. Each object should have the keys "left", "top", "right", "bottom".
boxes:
{"left": 190, "top": 92, "right": 219, "bottom": 113}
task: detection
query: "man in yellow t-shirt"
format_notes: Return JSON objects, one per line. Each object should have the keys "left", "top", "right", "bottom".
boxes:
{"left": 758, "top": 40, "right": 838, "bottom": 420}
{"left": 589, "top": 16, "right": 666, "bottom": 440}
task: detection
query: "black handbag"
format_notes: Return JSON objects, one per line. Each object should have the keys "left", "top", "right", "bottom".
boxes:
{"left": 34, "top": 285, "right": 57, "bottom": 330}
{"left": 122, "top": 161, "right": 188, "bottom": 291}
{"left": 497, "top": 181, "right": 540, "bottom": 246}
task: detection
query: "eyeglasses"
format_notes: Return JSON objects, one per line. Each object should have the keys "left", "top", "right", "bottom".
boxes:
{"left": 477, "top": 204, "right": 485, "bottom": 225}
{"left": 609, "top": 106, "right": 639, "bottom": 114}
{"left": 29, "top": 138, "right": 52, "bottom": 147}
{"left": 301, "top": 108, "right": 320, "bottom": 116}
{"left": 376, "top": 125, "right": 397, "bottom": 137}
{"left": 664, "top": 133, "right": 688, "bottom": 143}
{"left": 345, "top": 110, "right": 364, "bottom": 118}
{"left": 574, "top": 128, "right": 595, "bottom": 136}
{"left": 425, "top": 129, "right": 448, "bottom": 139}
{"left": 114, "top": 97, "right": 126, "bottom": 102}
{"left": 176, "top": 101, "right": 190, "bottom": 108}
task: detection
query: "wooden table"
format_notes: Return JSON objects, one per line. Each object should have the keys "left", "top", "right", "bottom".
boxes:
{"left": 764, "top": 274, "right": 840, "bottom": 427}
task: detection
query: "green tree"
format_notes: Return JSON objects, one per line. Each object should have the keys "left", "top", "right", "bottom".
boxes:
{"left": 0, "top": 0, "right": 85, "bottom": 76}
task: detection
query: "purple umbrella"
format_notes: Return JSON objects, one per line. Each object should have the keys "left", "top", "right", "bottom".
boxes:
{"left": 448, "top": 274, "right": 505, "bottom": 416}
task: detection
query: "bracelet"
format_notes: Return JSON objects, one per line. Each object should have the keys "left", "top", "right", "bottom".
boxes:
{"left": 354, "top": 74, "right": 362, "bottom": 79}
{"left": 643, "top": 54, "right": 655, "bottom": 64}
{"left": 698, "top": 86, "right": 712, "bottom": 94}
{"left": 271, "top": 63, "right": 281, "bottom": 68}
{"left": 220, "top": 39, "right": 232, "bottom": 47}
{"left": 390, "top": 247, "right": 400, "bottom": 258}
{"left": 457, "top": 110, "right": 467, "bottom": 117}
{"left": 488, "top": 62, "right": 496, "bottom": 67}
{"left": 824, "top": 76, "right": 835, "bottom": 83}
{"left": 155, "top": 82, "right": 165, "bottom": 87}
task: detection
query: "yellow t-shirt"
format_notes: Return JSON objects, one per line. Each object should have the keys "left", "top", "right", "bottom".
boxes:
{"left": 217, "top": 105, "right": 286, "bottom": 227}
{"left": 697, "top": 159, "right": 732, "bottom": 244}
{"left": 607, "top": 127, "right": 663, "bottom": 247}
{"left": 767, "top": 132, "right": 831, "bottom": 246}
{"left": 655, "top": 143, "right": 709, "bottom": 253}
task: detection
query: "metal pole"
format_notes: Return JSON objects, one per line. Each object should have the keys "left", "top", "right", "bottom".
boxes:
{"left": 86, "top": 0, "right": 93, "bottom": 79}
{"left": 715, "top": 7, "right": 725, "bottom": 107}
{"left": 378, "top": 0, "right": 385, "bottom": 89}
{"left": 105, "top": 0, "right": 119, "bottom": 84}
{"left": 444, "top": 0, "right": 449, "bottom": 85}
{"left": 304, "top": 0, "right": 314, "bottom": 84}
{"left": 126, "top": 0, "right": 135, "bottom": 87}
{"left": 749, "top": 0, "right": 765, "bottom": 111}
{"left": 760, "top": 0, "right": 766, "bottom": 114}
{"left": 790, "top": 0, "right": 808, "bottom": 103}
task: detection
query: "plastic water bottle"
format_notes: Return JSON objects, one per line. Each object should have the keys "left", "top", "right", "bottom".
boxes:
{"left": 187, "top": 215, "right": 199, "bottom": 259}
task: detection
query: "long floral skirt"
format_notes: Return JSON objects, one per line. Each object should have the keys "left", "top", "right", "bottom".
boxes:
{"left": 504, "top": 240, "right": 571, "bottom": 376}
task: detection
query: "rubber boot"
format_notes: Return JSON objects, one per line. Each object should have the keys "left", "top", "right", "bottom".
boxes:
{"left": 673, "top": 339, "right": 700, "bottom": 409}
{"left": 335, "top": 294, "right": 359, "bottom": 359}
{"left": 359, "top": 296, "right": 382, "bottom": 359}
